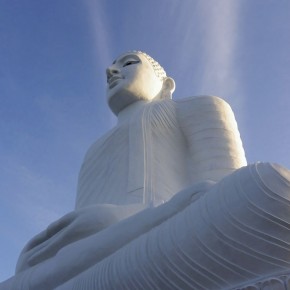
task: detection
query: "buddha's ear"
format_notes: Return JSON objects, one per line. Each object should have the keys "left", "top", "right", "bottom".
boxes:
{"left": 159, "top": 77, "right": 175, "bottom": 99}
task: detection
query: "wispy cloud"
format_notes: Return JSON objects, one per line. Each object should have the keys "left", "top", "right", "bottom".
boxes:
{"left": 169, "top": 1, "right": 243, "bottom": 107}
{"left": 199, "top": 1, "right": 241, "bottom": 96}
{"left": 85, "top": 0, "right": 113, "bottom": 66}
{"left": 84, "top": 0, "right": 117, "bottom": 125}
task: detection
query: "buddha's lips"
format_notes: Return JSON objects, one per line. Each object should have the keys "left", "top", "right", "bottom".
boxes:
{"left": 107, "top": 76, "right": 124, "bottom": 88}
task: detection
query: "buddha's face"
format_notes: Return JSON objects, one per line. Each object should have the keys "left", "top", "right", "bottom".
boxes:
{"left": 106, "top": 52, "right": 163, "bottom": 115}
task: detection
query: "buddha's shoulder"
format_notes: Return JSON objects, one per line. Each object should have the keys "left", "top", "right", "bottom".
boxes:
{"left": 174, "top": 95, "right": 230, "bottom": 107}
{"left": 173, "top": 95, "right": 232, "bottom": 115}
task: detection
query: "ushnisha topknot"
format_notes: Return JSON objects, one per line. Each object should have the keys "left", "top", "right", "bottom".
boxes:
{"left": 127, "top": 50, "right": 167, "bottom": 81}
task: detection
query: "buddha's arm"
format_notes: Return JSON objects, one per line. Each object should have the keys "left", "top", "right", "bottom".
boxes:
{"left": 16, "top": 203, "right": 145, "bottom": 273}
{"left": 176, "top": 96, "right": 247, "bottom": 183}
{"left": 5, "top": 181, "right": 214, "bottom": 290}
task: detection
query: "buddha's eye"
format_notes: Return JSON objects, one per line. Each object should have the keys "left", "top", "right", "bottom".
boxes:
{"left": 123, "top": 60, "right": 139, "bottom": 67}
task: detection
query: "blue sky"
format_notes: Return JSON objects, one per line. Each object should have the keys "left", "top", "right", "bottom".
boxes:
{"left": 0, "top": 0, "right": 290, "bottom": 281}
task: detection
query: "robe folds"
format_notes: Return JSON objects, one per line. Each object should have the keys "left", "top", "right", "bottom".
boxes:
{"left": 7, "top": 96, "right": 280, "bottom": 289}
{"left": 76, "top": 96, "right": 246, "bottom": 209}
{"left": 2, "top": 163, "right": 290, "bottom": 290}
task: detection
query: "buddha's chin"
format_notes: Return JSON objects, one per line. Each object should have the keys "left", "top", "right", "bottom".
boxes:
{"left": 107, "top": 93, "right": 140, "bottom": 116}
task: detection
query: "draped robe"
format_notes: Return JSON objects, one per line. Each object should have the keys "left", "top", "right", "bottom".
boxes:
{"left": 76, "top": 96, "right": 246, "bottom": 209}
{"left": 5, "top": 96, "right": 281, "bottom": 290}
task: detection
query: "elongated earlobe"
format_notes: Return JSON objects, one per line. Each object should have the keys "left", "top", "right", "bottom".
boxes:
{"left": 159, "top": 77, "right": 176, "bottom": 99}
{"left": 165, "top": 77, "right": 175, "bottom": 93}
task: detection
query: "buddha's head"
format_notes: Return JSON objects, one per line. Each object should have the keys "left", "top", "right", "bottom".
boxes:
{"left": 106, "top": 51, "right": 175, "bottom": 115}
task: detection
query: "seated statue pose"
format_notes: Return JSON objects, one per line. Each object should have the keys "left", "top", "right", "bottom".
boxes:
{"left": 2, "top": 51, "right": 290, "bottom": 290}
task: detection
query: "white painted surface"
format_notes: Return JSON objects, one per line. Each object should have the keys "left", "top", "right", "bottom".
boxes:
{"left": 1, "top": 52, "right": 289, "bottom": 289}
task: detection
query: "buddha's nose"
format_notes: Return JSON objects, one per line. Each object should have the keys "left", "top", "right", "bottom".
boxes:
{"left": 106, "top": 66, "right": 119, "bottom": 77}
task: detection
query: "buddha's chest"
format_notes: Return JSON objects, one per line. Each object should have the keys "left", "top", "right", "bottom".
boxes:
{"left": 76, "top": 101, "right": 190, "bottom": 208}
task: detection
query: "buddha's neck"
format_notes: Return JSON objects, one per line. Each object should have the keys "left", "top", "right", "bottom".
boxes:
{"left": 117, "top": 100, "right": 149, "bottom": 124}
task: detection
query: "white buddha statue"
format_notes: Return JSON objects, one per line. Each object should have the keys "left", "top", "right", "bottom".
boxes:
{"left": 1, "top": 51, "right": 290, "bottom": 290}
{"left": 76, "top": 51, "right": 246, "bottom": 209}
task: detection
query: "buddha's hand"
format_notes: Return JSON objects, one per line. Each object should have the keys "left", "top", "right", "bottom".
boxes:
{"left": 16, "top": 204, "right": 144, "bottom": 273}
{"left": 168, "top": 180, "right": 216, "bottom": 210}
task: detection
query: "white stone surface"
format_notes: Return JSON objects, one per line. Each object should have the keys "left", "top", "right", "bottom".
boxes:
{"left": 1, "top": 51, "right": 289, "bottom": 290}
{"left": 56, "top": 163, "right": 290, "bottom": 290}
{"left": 2, "top": 163, "right": 290, "bottom": 290}
{"left": 76, "top": 95, "right": 246, "bottom": 209}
